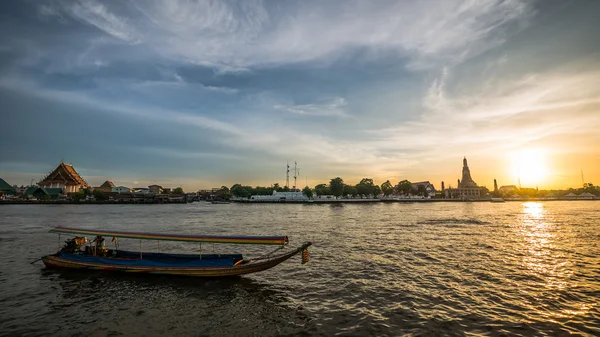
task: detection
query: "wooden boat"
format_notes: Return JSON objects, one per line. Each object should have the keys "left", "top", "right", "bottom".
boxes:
{"left": 41, "top": 227, "right": 311, "bottom": 277}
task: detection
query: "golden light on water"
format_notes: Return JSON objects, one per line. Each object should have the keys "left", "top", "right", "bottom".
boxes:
{"left": 518, "top": 202, "right": 595, "bottom": 322}
{"left": 511, "top": 149, "right": 550, "bottom": 187}
{"left": 521, "top": 202, "right": 570, "bottom": 289}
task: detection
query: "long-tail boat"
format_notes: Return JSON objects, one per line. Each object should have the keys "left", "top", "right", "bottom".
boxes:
{"left": 41, "top": 227, "right": 311, "bottom": 277}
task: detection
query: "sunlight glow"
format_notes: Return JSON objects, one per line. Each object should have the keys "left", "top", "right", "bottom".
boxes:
{"left": 511, "top": 149, "right": 550, "bottom": 187}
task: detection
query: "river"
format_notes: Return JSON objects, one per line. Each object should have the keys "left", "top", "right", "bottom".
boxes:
{"left": 0, "top": 201, "right": 598, "bottom": 336}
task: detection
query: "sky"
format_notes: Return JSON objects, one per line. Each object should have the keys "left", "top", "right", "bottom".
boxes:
{"left": 1, "top": 0, "right": 599, "bottom": 191}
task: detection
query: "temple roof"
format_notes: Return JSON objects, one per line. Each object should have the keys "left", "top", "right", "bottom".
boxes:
{"left": 99, "top": 180, "right": 115, "bottom": 189}
{"left": 0, "top": 177, "right": 16, "bottom": 193}
{"left": 39, "top": 162, "right": 89, "bottom": 188}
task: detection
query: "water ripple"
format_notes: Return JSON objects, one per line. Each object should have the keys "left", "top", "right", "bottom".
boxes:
{"left": 0, "top": 202, "right": 599, "bottom": 336}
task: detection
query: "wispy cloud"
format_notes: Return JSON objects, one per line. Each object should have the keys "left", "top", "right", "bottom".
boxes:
{"left": 0, "top": 77, "right": 241, "bottom": 135}
{"left": 37, "top": 0, "right": 532, "bottom": 71}
{"left": 64, "top": 0, "right": 141, "bottom": 44}
{"left": 373, "top": 67, "right": 600, "bottom": 160}
{"left": 274, "top": 97, "right": 348, "bottom": 117}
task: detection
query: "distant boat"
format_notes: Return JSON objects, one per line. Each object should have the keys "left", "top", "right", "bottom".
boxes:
{"left": 40, "top": 227, "right": 311, "bottom": 277}
{"left": 211, "top": 200, "right": 230, "bottom": 204}
{"left": 490, "top": 198, "right": 505, "bottom": 203}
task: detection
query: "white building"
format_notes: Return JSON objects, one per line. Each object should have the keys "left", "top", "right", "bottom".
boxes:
{"left": 411, "top": 181, "right": 437, "bottom": 198}
{"left": 249, "top": 191, "right": 308, "bottom": 201}
{"left": 112, "top": 186, "right": 131, "bottom": 194}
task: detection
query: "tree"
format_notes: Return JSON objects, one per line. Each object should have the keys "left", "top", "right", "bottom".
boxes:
{"left": 343, "top": 185, "right": 357, "bottom": 198}
{"left": 92, "top": 190, "right": 106, "bottom": 201}
{"left": 302, "top": 186, "right": 313, "bottom": 199}
{"left": 397, "top": 180, "right": 412, "bottom": 195}
{"left": 173, "top": 187, "right": 184, "bottom": 194}
{"left": 81, "top": 188, "right": 91, "bottom": 197}
{"left": 231, "top": 184, "right": 250, "bottom": 198}
{"left": 314, "top": 184, "right": 330, "bottom": 196}
{"left": 330, "top": 177, "right": 344, "bottom": 198}
{"left": 356, "top": 178, "right": 375, "bottom": 197}
{"left": 70, "top": 192, "right": 84, "bottom": 202}
{"left": 282, "top": 186, "right": 290, "bottom": 192}
{"left": 217, "top": 186, "right": 231, "bottom": 200}
{"left": 372, "top": 185, "right": 381, "bottom": 197}
{"left": 381, "top": 180, "right": 394, "bottom": 196}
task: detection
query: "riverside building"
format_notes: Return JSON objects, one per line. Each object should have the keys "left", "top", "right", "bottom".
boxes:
{"left": 38, "top": 162, "right": 89, "bottom": 194}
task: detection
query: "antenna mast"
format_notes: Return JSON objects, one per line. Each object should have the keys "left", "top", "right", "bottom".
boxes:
{"left": 581, "top": 169, "right": 585, "bottom": 187}
{"left": 293, "top": 162, "right": 299, "bottom": 191}
{"left": 286, "top": 161, "right": 290, "bottom": 188}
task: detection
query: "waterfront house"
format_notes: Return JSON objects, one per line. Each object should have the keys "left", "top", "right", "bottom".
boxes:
{"left": 38, "top": 162, "right": 89, "bottom": 193}
{"left": 132, "top": 187, "right": 151, "bottom": 194}
{"left": 13, "top": 185, "right": 28, "bottom": 195}
{"left": 94, "top": 180, "right": 115, "bottom": 193}
{"left": 499, "top": 185, "right": 519, "bottom": 195}
{"left": 411, "top": 181, "right": 436, "bottom": 198}
{"left": 112, "top": 186, "right": 132, "bottom": 194}
{"left": 24, "top": 186, "right": 63, "bottom": 199}
{"left": 577, "top": 192, "right": 597, "bottom": 200}
{"left": 148, "top": 185, "right": 163, "bottom": 194}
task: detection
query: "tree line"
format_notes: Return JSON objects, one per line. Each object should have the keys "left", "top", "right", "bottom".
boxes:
{"left": 228, "top": 178, "right": 431, "bottom": 199}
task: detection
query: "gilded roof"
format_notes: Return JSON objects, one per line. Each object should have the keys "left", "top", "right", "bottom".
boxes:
{"left": 39, "top": 163, "right": 90, "bottom": 188}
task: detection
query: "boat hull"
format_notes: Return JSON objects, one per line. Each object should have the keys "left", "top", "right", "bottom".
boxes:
{"left": 42, "top": 243, "right": 311, "bottom": 277}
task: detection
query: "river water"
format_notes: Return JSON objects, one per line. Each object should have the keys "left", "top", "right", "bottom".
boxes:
{"left": 0, "top": 201, "right": 598, "bottom": 336}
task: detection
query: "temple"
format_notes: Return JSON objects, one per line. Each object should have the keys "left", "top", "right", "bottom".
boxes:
{"left": 38, "top": 162, "right": 89, "bottom": 193}
{"left": 445, "top": 157, "right": 484, "bottom": 199}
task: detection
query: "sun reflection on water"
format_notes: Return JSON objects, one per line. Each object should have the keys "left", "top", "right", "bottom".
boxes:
{"left": 519, "top": 202, "right": 573, "bottom": 290}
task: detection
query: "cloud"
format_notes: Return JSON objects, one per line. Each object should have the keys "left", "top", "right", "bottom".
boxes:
{"left": 62, "top": 0, "right": 141, "bottom": 44}
{"left": 274, "top": 97, "right": 348, "bottom": 117}
{"left": 372, "top": 67, "right": 600, "bottom": 161}
{"left": 37, "top": 0, "right": 532, "bottom": 71}
{"left": 0, "top": 77, "right": 241, "bottom": 135}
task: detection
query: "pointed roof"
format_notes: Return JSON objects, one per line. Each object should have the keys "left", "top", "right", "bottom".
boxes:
{"left": 0, "top": 177, "right": 16, "bottom": 194}
{"left": 39, "top": 162, "right": 89, "bottom": 188}
{"left": 99, "top": 180, "right": 115, "bottom": 189}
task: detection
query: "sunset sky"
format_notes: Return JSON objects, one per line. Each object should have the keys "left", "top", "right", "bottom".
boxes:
{"left": 1, "top": 0, "right": 599, "bottom": 190}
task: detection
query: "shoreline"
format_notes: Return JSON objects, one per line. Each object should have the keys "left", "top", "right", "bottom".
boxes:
{"left": 1, "top": 198, "right": 598, "bottom": 205}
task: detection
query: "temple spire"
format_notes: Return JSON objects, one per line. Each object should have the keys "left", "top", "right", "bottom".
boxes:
{"left": 460, "top": 157, "right": 477, "bottom": 188}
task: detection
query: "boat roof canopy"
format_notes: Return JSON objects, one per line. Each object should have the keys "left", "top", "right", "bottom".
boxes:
{"left": 49, "top": 227, "right": 288, "bottom": 245}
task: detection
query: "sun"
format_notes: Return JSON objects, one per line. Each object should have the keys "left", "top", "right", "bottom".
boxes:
{"left": 510, "top": 149, "right": 550, "bottom": 187}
